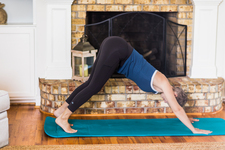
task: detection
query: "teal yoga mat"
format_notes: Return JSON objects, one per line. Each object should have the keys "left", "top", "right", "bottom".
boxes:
{"left": 44, "top": 116, "right": 225, "bottom": 138}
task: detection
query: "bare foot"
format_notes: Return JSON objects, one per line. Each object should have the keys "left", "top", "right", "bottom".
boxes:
{"left": 54, "top": 102, "right": 69, "bottom": 118}
{"left": 55, "top": 116, "right": 77, "bottom": 133}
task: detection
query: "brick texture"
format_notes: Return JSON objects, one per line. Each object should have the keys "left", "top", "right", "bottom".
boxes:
{"left": 143, "top": 5, "right": 160, "bottom": 11}
{"left": 39, "top": 77, "right": 224, "bottom": 115}
{"left": 106, "top": 5, "right": 123, "bottom": 11}
{"left": 117, "top": 101, "right": 135, "bottom": 108}
{"left": 71, "top": 5, "right": 86, "bottom": 11}
{"left": 78, "top": 12, "right": 86, "bottom": 18}
{"left": 179, "top": 5, "right": 193, "bottom": 11}
{"left": 171, "top": 0, "right": 187, "bottom": 4}
{"left": 134, "top": 0, "right": 151, "bottom": 4}
{"left": 115, "top": 0, "right": 132, "bottom": 4}
{"left": 161, "top": 5, "right": 178, "bottom": 11}
{"left": 106, "top": 108, "right": 124, "bottom": 114}
{"left": 72, "top": 19, "right": 85, "bottom": 25}
{"left": 97, "top": 0, "right": 114, "bottom": 4}
{"left": 87, "top": 5, "right": 105, "bottom": 11}
{"left": 126, "top": 108, "right": 144, "bottom": 113}
{"left": 153, "top": 0, "right": 169, "bottom": 4}
{"left": 78, "top": 0, "right": 96, "bottom": 4}
{"left": 124, "top": 5, "right": 142, "bottom": 11}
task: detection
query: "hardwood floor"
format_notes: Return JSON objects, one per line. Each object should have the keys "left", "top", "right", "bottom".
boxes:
{"left": 7, "top": 104, "right": 225, "bottom": 146}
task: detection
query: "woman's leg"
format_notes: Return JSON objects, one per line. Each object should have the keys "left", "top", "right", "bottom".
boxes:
{"left": 55, "top": 37, "right": 131, "bottom": 133}
{"left": 66, "top": 36, "right": 131, "bottom": 112}
{"left": 55, "top": 51, "right": 120, "bottom": 133}
{"left": 53, "top": 57, "right": 99, "bottom": 117}
{"left": 54, "top": 37, "right": 108, "bottom": 117}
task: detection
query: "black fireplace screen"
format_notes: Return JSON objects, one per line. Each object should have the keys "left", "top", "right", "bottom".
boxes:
{"left": 85, "top": 12, "right": 187, "bottom": 78}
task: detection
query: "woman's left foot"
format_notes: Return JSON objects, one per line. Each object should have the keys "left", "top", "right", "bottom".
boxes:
{"left": 55, "top": 115, "right": 77, "bottom": 133}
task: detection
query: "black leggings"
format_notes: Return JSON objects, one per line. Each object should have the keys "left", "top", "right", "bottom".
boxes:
{"left": 66, "top": 36, "right": 133, "bottom": 112}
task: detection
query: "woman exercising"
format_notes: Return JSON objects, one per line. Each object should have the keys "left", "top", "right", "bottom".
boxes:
{"left": 54, "top": 36, "right": 212, "bottom": 134}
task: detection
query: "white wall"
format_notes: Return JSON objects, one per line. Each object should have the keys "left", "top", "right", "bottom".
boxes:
{"left": 35, "top": 0, "right": 73, "bottom": 80}
{"left": 1, "top": 0, "right": 33, "bottom": 24}
{"left": 35, "top": 0, "right": 47, "bottom": 79}
{"left": 44, "top": 0, "right": 73, "bottom": 79}
{"left": 216, "top": 0, "right": 225, "bottom": 78}
{"left": 190, "top": 0, "right": 222, "bottom": 78}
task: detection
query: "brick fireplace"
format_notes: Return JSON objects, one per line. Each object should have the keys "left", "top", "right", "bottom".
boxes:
{"left": 71, "top": 0, "right": 193, "bottom": 75}
{"left": 39, "top": 0, "right": 224, "bottom": 116}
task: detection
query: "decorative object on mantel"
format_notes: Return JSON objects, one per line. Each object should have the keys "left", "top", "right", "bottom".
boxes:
{"left": 0, "top": 2, "right": 7, "bottom": 24}
{"left": 71, "top": 35, "right": 97, "bottom": 82}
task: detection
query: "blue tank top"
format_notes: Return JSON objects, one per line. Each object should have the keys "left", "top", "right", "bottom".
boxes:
{"left": 117, "top": 49, "right": 158, "bottom": 93}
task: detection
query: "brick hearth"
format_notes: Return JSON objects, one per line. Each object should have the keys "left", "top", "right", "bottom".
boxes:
{"left": 39, "top": 77, "right": 224, "bottom": 115}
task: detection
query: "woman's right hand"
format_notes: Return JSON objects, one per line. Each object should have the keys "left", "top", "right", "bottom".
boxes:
{"left": 192, "top": 128, "right": 212, "bottom": 134}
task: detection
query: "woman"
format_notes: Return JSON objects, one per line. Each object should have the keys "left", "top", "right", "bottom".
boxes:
{"left": 54, "top": 36, "right": 212, "bottom": 134}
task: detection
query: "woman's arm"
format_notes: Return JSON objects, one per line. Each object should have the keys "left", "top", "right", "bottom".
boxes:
{"left": 153, "top": 72, "right": 212, "bottom": 134}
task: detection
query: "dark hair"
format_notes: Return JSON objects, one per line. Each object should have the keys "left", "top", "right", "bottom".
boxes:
{"left": 173, "top": 87, "right": 187, "bottom": 107}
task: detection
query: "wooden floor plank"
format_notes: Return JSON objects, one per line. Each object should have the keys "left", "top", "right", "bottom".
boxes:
{"left": 6, "top": 104, "right": 225, "bottom": 146}
{"left": 109, "top": 137, "right": 118, "bottom": 144}
{"left": 128, "top": 136, "right": 138, "bottom": 143}
{"left": 150, "top": 137, "right": 162, "bottom": 143}
{"left": 116, "top": 136, "right": 131, "bottom": 144}
{"left": 91, "top": 137, "right": 107, "bottom": 144}
{"left": 183, "top": 136, "right": 199, "bottom": 143}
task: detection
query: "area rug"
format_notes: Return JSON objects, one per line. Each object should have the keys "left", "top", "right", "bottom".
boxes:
{"left": 44, "top": 117, "right": 225, "bottom": 138}
{"left": 2, "top": 142, "right": 225, "bottom": 150}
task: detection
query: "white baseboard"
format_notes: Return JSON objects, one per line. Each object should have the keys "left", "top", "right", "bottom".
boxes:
{"left": 10, "top": 98, "right": 36, "bottom": 104}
